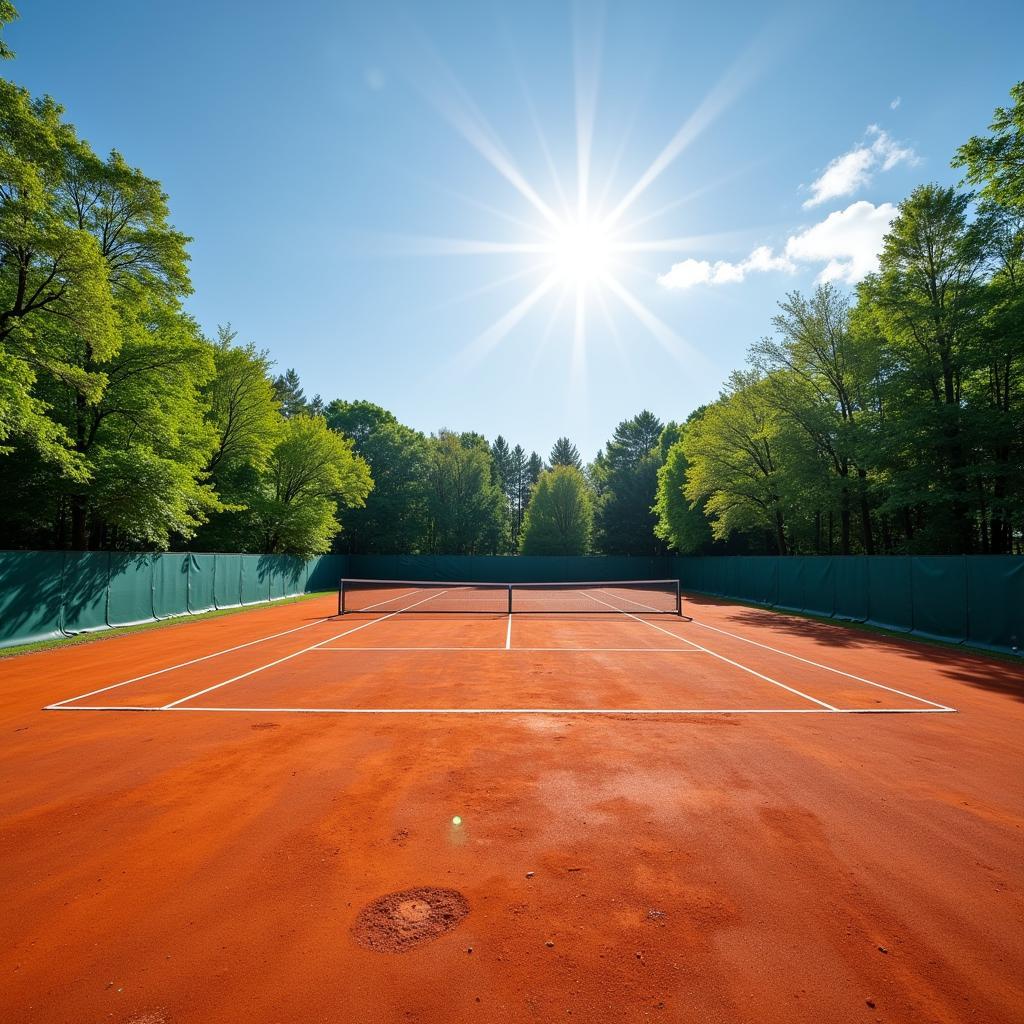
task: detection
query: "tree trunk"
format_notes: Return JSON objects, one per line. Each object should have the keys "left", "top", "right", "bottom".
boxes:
{"left": 858, "top": 469, "right": 875, "bottom": 554}
{"left": 71, "top": 497, "right": 87, "bottom": 550}
{"left": 774, "top": 509, "right": 787, "bottom": 556}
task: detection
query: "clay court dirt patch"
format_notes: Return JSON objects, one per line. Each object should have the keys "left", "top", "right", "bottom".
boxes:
{"left": 352, "top": 887, "right": 469, "bottom": 953}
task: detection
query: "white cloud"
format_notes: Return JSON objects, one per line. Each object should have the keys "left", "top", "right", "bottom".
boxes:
{"left": 890, "top": 96, "right": 901, "bottom": 110}
{"left": 784, "top": 200, "right": 898, "bottom": 283}
{"left": 656, "top": 245, "right": 794, "bottom": 290}
{"left": 803, "top": 126, "right": 917, "bottom": 208}
{"left": 657, "top": 201, "right": 897, "bottom": 291}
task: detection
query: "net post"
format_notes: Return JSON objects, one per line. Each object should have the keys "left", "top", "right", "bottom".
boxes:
{"left": 507, "top": 584, "right": 513, "bottom": 615}
{"left": 675, "top": 579, "right": 682, "bottom": 616}
{"left": 338, "top": 578, "right": 345, "bottom": 616}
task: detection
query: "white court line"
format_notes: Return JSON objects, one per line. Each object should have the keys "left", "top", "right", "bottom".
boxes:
{"left": 48, "top": 705, "right": 954, "bottom": 715}
{"left": 156, "top": 588, "right": 453, "bottom": 710}
{"left": 44, "top": 588, "right": 424, "bottom": 711}
{"left": 505, "top": 614, "right": 512, "bottom": 650}
{"left": 583, "top": 590, "right": 839, "bottom": 711}
{"left": 308, "top": 646, "right": 702, "bottom": 653}
{"left": 598, "top": 589, "right": 954, "bottom": 716}
{"left": 687, "top": 617, "right": 956, "bottom": 712}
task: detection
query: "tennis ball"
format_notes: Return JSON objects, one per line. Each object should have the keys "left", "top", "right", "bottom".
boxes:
{"left": 452, "top": 815, "right": 462, "bottom": 826}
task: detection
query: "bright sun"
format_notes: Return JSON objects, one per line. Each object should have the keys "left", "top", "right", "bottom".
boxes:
{"left": 546, "top": 216, "right": 613, "bottom": 285}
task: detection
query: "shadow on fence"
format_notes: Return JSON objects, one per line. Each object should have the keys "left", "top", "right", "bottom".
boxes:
{"left": 0, "top": 551, "right": 348, "bottom": 650}
{"left": 673, "top": 555, "right": 1024, "bottom": 657}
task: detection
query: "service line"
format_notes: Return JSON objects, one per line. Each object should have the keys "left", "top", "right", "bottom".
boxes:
{"left": 157, "top": 588, "right": 453, "bottom": 710}
{"left": 45, "top": 588, "right": 422, "bottom": 711}
{"left": 594, "top": 589, "right": 956, "bottom": 713}
{"left": 582, "top": 590, "right": 839, "bottom": 711}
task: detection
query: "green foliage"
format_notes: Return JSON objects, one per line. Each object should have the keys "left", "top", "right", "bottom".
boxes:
{"left": 682, "top": 374, "right": 791, "bottom": 554}
{"left": 204, "top": 324, "right": 281, "bottom": 482}
{"left": 423, "top": 430, "right": 505, "bottom": 554}
{"left": 249, "top": 416, "right": 372, "bottom": 557}
{"left": 520, "top": 465, "right": 593, "bottom": 554}
{"left": 955, "top": 81, "right": 1024, "bottom": 212}
{"left": 273, "top": 368, "right": 308, "bottom": 419}
{"left": 325, "top": 399, "right": 429, "bottom": 553}
{"left": 653, "top": 412, "right": 714, "bottom": 554}
{"left": 591, "top": 410, "right": 665, "bottom": 554}
{"left": 0, "top": 2, "right": 17, "bottom": 61}
{"left": 0, "top": 81, "right": 116, "bottom": 473}
{"left": 549, "top": 436, "right": 582, "bottom": 470}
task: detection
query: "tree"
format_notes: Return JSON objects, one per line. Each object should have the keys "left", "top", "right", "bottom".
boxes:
{"left": 273, "top": 368, "right": 307, "bottom": 418}
{"left": 325, "top": 399, "right": 429, "bottom": 553}
{"left": 0, "top": 2, "right": 17, "bottom": 61}
{"left": 203, "top": 324, "right": 281, "bottom": 485}
{"left": 856, "top": 185, "right": 994, "bottom": 552}
{"left": 683, "top": 374, "right": 791, "bottom": 554}
{"left": 250, "top": 416, "right": 371, "bottom": 556}
{"left": 423, "top": 430, "right": 505, "bottom": 553}
{"left": 509, "top": 443, "right": 530, "bottom": 546}
{"left": 527, "top": 450, "right": 543, "bottom": 485}
{"left": 654, "top": 410, "right": 715, "bottom": 553}
{"left": 520, "top": 465, "right": 593, "bottom": 554}
{"left": 955, "top": 81, "right": 1024, "bottom": 212}
{"left": 752, "top": 285, "right": 878, "bottom": 554}
{"left": 549, "top": 436, "right": 582, "bottom": 470}
{"left": 0, "top": 80, "right": 115, "bottom": 476}
{"left": 592, "top": 410, "right": 665, "bottom": 554}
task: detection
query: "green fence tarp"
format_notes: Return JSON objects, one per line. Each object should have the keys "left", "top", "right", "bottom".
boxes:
{"left": 239, "top": 555, "right": 267, "bottom": 605}
{"left": 345, "top": 554, "right": 671, "bottom": 584}
{"left": 107, "top": 553, "right": 154, "bottom": 627}
{"left": 214, "top": 553, "right": 242, "bottom": 609}
{"left": 966, "top": 557, "right": 1024, "bottom": 652}
{"left": 152, "top": 553, "right": 189, "bottom": 619}
{"left": 0, "top": 550, "right": 65, "bottom": 646}
{"left": 911, "top": 557, "right": 968, "bottom": 642}
{"left": 776, "top": 558, "right": 805, "bottom": 612}
{"left": 61, "top": 551, "right": 110, "bottom": 635}
{"left": 832, "top": 558, "right": 869, "bottom": 622}
{"left": 187, "top": 553, "right": 217, "bottom": 613}
{"left": 673, "top": 554, "right": 1024, "bottom": 654}
{"left": 803, "top": 558, "right": 835, "bottom": 618}
{"left": 865, "top": 556, "right": 914, "bottom": 632}
{"left": 0, "top": 551, "right": 347, "bottom": 650}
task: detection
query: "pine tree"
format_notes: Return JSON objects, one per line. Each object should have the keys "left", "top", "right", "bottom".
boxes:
{"left": 510, "top": 444, "right": 529, "bottom": 546}
{"left": 273, "top": 368, "right": 307, "bottom": 418}
{"left": 549, "top": 436, "right": 583, "bottom": 470}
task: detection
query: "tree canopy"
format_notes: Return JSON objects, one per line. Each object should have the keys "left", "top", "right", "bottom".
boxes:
{"left": 520, "top": 465, "right": 593, "bottom": 555}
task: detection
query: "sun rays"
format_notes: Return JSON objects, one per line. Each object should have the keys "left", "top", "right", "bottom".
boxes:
{"left": 386, "top": 8, "right": 770, "bottom": 392}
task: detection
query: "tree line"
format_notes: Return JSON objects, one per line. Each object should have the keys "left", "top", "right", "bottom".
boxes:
{"left": 0, "top": 0, "right": 1019, "bottom": 560}
{"left": 655, "top": 82, "right": 1023, "bottom": 557}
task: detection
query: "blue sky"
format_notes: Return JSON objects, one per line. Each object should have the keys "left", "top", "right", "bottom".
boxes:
{"left": 7, "top": 1, "right": 1023, "bottom": 458}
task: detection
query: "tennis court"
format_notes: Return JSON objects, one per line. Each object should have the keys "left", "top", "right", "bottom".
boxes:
{"left": 2, "top": 582, "right": 1023, "bottom": 1023}
{"left": 45, "top": 580, "right": 952, "bottom": 716}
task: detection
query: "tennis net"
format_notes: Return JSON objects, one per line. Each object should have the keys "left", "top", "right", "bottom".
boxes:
{"left": 338, "top": 578, "right": 681, "bottom": 615}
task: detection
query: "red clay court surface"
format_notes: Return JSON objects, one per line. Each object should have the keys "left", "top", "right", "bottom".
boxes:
{"left": 1, "top": 586, "right": 1022, "bottom": 1023}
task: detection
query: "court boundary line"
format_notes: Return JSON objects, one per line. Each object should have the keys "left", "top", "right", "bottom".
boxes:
{"left": 593, "top": 588, "right": 957, "bottom": 714}
{"left": 583, "top": 590, "right": 840, "bottom": 711}
{"left": 44, "top": 588, "right": 433, "bottom": 712}
{"left": 687, "top": 615, "right": 956, "bottom": 712}
{"left": 154, "top": 588, "right": 454, "bottom": 711}
{"left": 46, "top": 705, "right": 955, "bottom": 715}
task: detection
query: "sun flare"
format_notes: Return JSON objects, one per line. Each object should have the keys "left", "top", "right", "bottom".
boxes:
{"left": 546, "top": 215, "right": 613, "bottom": 285}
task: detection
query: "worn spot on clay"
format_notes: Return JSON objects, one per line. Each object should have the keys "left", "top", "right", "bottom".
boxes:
{"left": 352, "top": 887, "right": 469, "bottom": 952}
